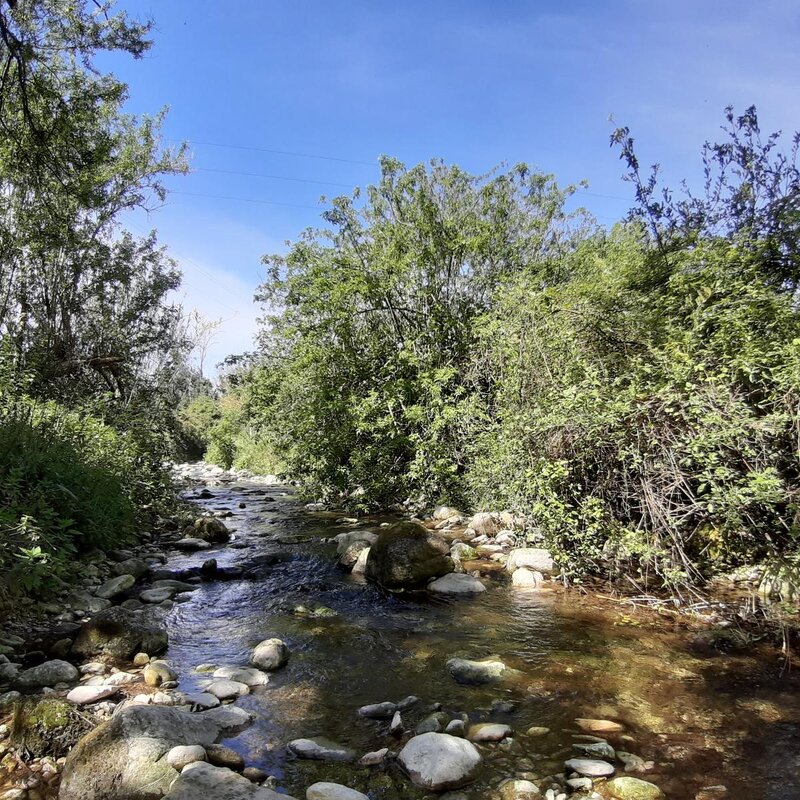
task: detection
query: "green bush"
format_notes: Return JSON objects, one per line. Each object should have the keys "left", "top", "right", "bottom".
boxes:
{"left": 0, "top": 395, "right": 156, "bottom": 596}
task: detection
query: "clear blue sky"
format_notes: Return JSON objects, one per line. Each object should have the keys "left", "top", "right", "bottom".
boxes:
{"left": 108, "top": 0, "right": 800, "bottom": 374}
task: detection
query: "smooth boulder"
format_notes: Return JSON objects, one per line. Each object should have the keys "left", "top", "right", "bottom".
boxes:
{"left": 14, "top": 659, "right": 79, "bottom": 689}
{"left": 364, "top": 522, "right": 454, "bottom": 589}
{"left": 251, "top": 638, "right": 289, "bottom": 671}
{"left": 447, "top": 657, "right": 510, "bottom": 685}
{"left": 397, "top": 732, "right": 482, "bottom": 790}
{"left": 505, "top": 548, "right": 554, "bottom": 573}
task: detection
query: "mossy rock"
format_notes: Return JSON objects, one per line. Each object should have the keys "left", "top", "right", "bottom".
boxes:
{"left": 11, "top": 697, "right": 92, "bottom": 758}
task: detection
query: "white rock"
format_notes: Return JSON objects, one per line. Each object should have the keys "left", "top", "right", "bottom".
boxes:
{"left": 206, "top": 679, "right": 249, "bottom": 700}
{"left": 468, "top": 723, "right": 513, "bottom": 742}
{"left": 213, "top": 666, "right": 269, "bottom": 686}
{"left": 564, "top": 757, "right": 615, "bottom": 777}
{"left": 66, "top": 685, "right": 118, "bottom": 705}
{"left": 397, "top": 732, "right": 482, "bottom": 790}
{"left": 505, "top": 548, "right": 554, "bottom": 573}
{"left": 511, "top": 568, "right": 539, "bottom": 588}
{"left": 306, "top": 783, "right": 368, "bottom": 800}
{"left": 167, "top": 744, "right": 207, "bottom": 770}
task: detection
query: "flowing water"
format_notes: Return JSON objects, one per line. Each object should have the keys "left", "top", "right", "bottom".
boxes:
{"left": 161, "top": 477, "right": 800, "bottom": 799}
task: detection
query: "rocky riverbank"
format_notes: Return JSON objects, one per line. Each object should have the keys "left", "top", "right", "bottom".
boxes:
{"left": 1, "top": 462, "right": 798, "bottom": 800}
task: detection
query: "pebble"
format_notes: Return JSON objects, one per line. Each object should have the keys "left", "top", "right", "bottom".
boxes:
{"left": 143, "top": 660, "right": 178, "bottom": 687}
{"left": 390, "top": 711, "right": 403, "bottom": 734}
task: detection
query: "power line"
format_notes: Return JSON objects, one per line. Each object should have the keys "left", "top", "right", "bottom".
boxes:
{"left": 195, "top": 166, "right": 355, "bottom": 189}
{"left": 169, "top": 189, "right": 323, "bottom": 210}
{"left": 172, "top": 138, "right": 376, "bottom": 167}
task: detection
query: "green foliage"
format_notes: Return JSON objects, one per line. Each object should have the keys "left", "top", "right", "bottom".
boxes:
{"left": 0, "top": 394, "right": 156, "bottom": 596}
{"left": 222, "top": 107, "right": 800, "bottom": 588}
{"left": 248, "top": 157, "right": 583, "bottom": 507}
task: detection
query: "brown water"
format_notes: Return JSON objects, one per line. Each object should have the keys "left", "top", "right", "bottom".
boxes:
{"left": 164, "top": 478, "right": 800, "bottom": 799}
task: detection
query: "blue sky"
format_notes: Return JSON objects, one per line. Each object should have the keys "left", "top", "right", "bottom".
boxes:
{"left": 108, "top": 0, "right": 800, "bottom": 375}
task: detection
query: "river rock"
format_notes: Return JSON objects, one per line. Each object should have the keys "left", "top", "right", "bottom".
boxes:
{"left": 287, "top": 737, "right": 355, "bottom": 762}
{"left": 573, "top": 740, "right": 615, "bottom": 760}
{"left": 167, "top": 744, "right": 207, "bottom": 770}
{"left": 59, "top": 705, "right": 231, "bottom": 799}
{"left": 102, "top": 670, "right": 142, "bottom": 686}
{"left": 113, "top": 559, "right": 150, "bottom": 580}
{"left": 505, "top": 548, "right": 554, "bottom": 573}
{"left": 358, "top": 701, "right": 396, "bottom": 719}
{"left": 575, "top": 717, "right": 624, "bottom": 733}
{"left": 450, "top": 542, "right": 479, "bottom": 561}
{"left": 364, "top": 522, "right": 454, "bottom": 589}
{"left": 397, "top": 732, "right": 482, "bottom": 790}
{"left": 416, "top": 711, "right": 449, "bottom": 734}
{"left": 252, "top": 638, "right": 289, "bottom": 670}
{"left": 338, "top": 540, "right": 371, "bottom": 570}
{"left": 175, "top": 537, "right": 212, "bottom": 551}
{"left": 66, "top": 685, "right": 118, "bottom": 705}
{"left": 428, "top": 573, "right": 486, "bottom": 594}
{"left": 433, "top": 505, "right": 463, "bottom": 521}
{"left": 15, "top": 659, "right": 79, "bottom": 689}
{"left": 511, "top": 568, "right": 540, "bottom": 588}
{"left": 200, "top": 704, "right": 253, "bottom": 735}
{"left": 140, "top": 587, "right": 176, "bottom": 604}
{"left": 358, "top": 747, "right": 389, "bottom": 766}
{"left": 213, "top": 666, "right": 270, "bottom": 686}
{"left": 468, "top": 723, "right": 513, "bottom": 742}
{"left": 207, "top": 679, "right": 249, "bottom": 700}
{"left": 604, "top": 776, "right": 665, "bottom": 800}
{"left": 163, "top": 761, "right": 294, "bottom": 800}
{"left": 194, "top": 517, "right": 231, "bottom": 543}
{"left": 174, "top": 691, "right": 221, "bottom": 710}
{"left": 95, "top": 574, "right": 136, "bottom": 599}
{"left": 206, "top": 742, "right": 245, "bottom": 770}
{"left": 144, "top": 660, "right": 178, "bottom": 687}
{"left": 467, "top": 512, "right": 503, "bottom": 536}
{"left": 447, "top": 657, "right": 510, "bottom": 684}
{"left": 307, "top": 783, "right": 368, "bottom": 800}
{"left": 71, "top": 606, "right": 168, "bottom": 660}
{"left": 617, "top": 751, "right": 653, "bottom": 772}
{"left": 445, "top": 719, "right": 465, "bottom": 736}
{"left": 498, "top": 779, "right": 541, "bottom": 799}
{"left": 564, "top": 757, "right": 615, "bottom": 777}
{"left": 335, "top": 531, "right": 378, "bottom": 555}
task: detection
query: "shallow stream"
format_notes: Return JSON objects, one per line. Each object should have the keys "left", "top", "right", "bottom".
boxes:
{"left": 162, "top": 477, "right": 800, "bottom": 799}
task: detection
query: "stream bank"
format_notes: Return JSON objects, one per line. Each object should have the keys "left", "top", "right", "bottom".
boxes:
{"left": 1, "top": 462, "right": 799, "bottom": 800}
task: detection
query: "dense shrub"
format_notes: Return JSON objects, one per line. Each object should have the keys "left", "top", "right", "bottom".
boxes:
{"left": 0, "top": 395, "right": 164, "bottom": 596}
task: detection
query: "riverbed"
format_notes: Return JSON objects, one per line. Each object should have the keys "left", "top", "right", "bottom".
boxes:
{"left": 161, "top": 475, "right": 800, "bottom": 799}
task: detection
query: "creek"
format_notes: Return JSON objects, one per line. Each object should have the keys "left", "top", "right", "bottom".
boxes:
{"left": 160, "top": 475, "right": 800, "bottom": 799}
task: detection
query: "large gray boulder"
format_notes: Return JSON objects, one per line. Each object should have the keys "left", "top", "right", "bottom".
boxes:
{"left": 397, "top": 732, "right": 482, "bottom": 790}
{"left": 15, "top": 659, "right": 79, "bottom": 689}
{"left": 71, "top": 606, "right": 168, "bottom": 660}
{"left": 59, "top": 705, "right": 252, "bottom": 800}
{"left": 364, "top": 522, "right": 453, "bottom": 590}
{"left": 164, "top": 762, "right": 294, "bottom": 800}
